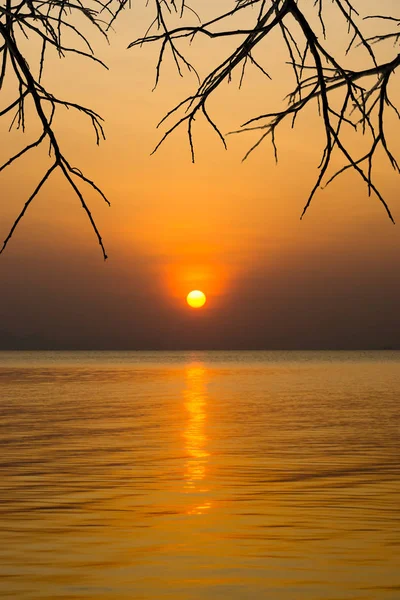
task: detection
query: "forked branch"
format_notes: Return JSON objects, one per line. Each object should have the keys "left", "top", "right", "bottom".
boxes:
{"left": 0, "top": 0, "right": 129, "bottom": 258}
{"left": 131, "top": 0, "right": 400, "bottom": 221}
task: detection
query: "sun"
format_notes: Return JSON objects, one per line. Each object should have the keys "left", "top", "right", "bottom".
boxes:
{"left": 187, "top": 290, "right": 206, "bottom": 309}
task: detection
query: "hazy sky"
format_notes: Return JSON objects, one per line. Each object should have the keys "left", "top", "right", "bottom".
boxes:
{"left": 0, "top": 0, "right": 400, "bottom": 349}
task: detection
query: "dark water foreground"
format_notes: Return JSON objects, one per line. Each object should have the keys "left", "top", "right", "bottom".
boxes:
{"left": 1, "top": 351, "right": 399, "bottom": 599}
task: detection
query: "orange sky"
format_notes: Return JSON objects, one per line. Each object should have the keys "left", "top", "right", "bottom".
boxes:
{"left": 0, "top": 0, "right": 400, "bottom": 349}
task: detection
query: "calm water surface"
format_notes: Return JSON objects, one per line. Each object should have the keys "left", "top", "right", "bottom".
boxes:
{"left": 0, "top": 351, "right": 399, "bottom": 599}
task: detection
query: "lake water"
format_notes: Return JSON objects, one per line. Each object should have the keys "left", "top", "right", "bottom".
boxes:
{"left": 0, "top": 351, "right": 399, "bottom": 599}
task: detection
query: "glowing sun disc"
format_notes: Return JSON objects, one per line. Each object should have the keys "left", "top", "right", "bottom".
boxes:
{"left": 187, "top": 290, "right": 206, "bottom": 308}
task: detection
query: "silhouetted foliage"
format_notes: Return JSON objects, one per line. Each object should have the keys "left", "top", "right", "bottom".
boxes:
{"left": 1, "top": 0, "right": 399, "bottom": 258}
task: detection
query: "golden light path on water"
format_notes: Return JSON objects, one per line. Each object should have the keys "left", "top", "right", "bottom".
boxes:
{"left": 183, "top": 365, "right": 212, "bottom": 515}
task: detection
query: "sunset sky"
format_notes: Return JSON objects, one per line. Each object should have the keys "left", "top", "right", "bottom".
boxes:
{"left": 0, "top": 0, "right": 399, "bottom": 350}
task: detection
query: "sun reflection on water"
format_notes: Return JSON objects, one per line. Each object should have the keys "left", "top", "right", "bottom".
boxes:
{"left": 183, "top": 364, "right": 211, "bottom": 514}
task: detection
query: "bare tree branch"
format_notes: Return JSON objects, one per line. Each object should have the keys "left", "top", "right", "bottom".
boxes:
{"left": 0, "top": 0, "right": 129, "bottom": 258}
{"left": 1, "top": 0, "right": 400, "bottom": 258}
{"left": 130, "top": 0, "right": 400, "bottom": 221}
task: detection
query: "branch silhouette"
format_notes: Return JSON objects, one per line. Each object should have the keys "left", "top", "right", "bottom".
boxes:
{"left": 131, "top": 0, "right": 400, "bottom": 222}
{"left": 1, "top": 0, "right": 399, "bottom": 257}
{"left": 0, "top": 0, "right": 129, "bottom": 258}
